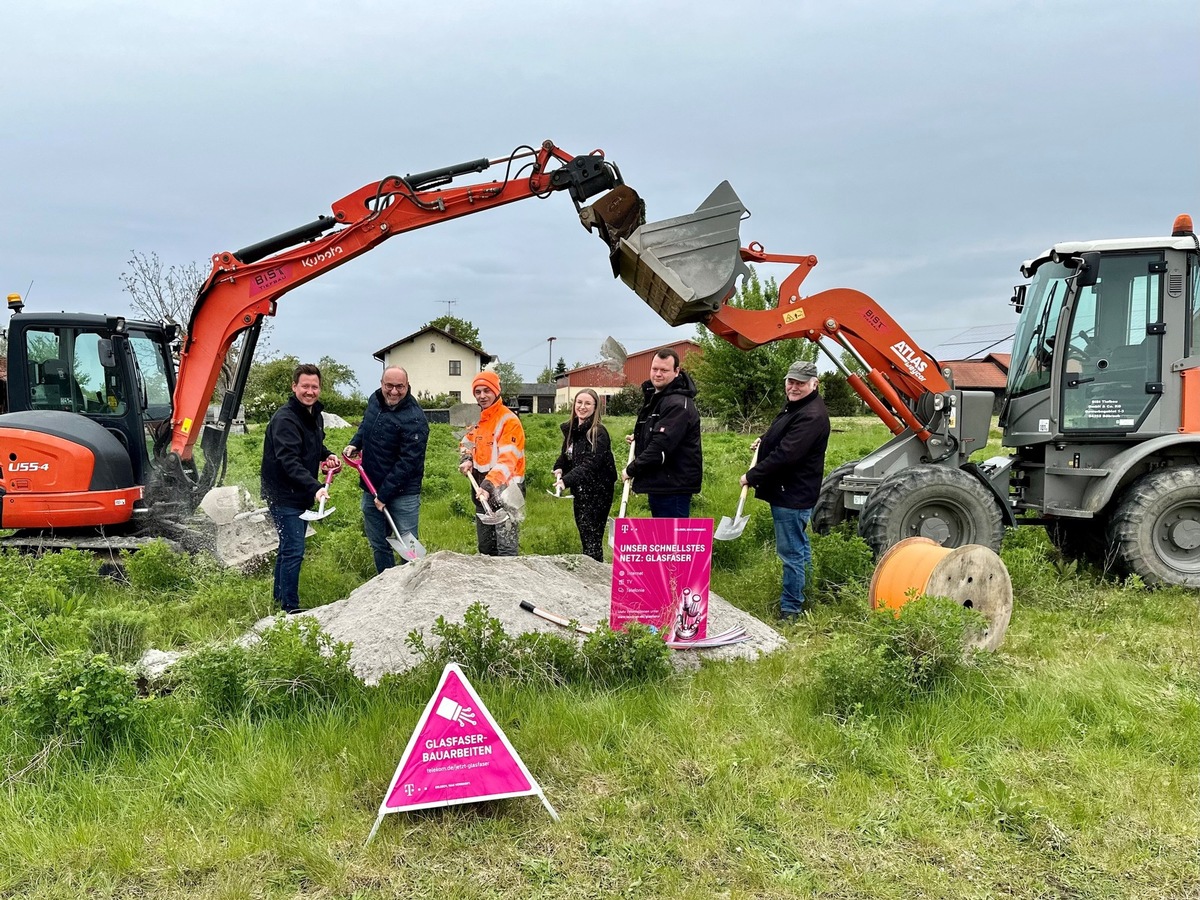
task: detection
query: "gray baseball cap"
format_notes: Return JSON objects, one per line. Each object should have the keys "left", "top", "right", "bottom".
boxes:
{"left": 786, "top": 361, "right": 818, "bottom": 381}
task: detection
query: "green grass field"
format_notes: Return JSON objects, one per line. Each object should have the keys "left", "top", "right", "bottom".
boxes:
{"left": 0, "top": 416, "right": 1195, "bottom": 899}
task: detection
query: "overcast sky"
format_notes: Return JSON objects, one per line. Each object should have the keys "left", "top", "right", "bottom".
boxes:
{"left": 3, "top": 0, "right": 1197, "bottom": 391}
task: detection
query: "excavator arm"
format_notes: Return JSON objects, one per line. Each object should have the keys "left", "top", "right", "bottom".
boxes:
{"left": 162, "top": 140, "right": 642, "bottom": 505}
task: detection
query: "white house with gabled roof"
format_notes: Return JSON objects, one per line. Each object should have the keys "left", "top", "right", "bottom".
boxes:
{"left": 373, "top": 325, "right": 492, "bottom": 403}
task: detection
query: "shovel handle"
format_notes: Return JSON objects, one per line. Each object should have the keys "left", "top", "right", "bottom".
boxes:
{"left": 465, "top": 470, "right": 500, "bottom": 517}
{"left": 732, "top": 445, "right": 760, "bottom": 520}
{"left": 617, "top": 438, "right": 636, "bottom": 518}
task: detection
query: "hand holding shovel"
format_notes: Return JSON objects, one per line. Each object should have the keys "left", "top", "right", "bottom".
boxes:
{"left": 465, "top": 471, "right": 510, "bottom": 525}
{"left": 300, "top": 467, "right": 336, "bottom": 522}
{"left": 546, "top": 469, "right": 573, "bottom": 500}
{"left": 715, "top": 444, "right": 759, "bottom": 541}
{"left": 341, "top": 452, "right": 427, "bottom": 561}
{"left": 607, "top": 438, "right": 636, "bottom": 548}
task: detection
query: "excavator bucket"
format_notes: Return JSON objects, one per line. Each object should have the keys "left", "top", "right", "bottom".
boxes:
{"left": 615, "top": 181, "right": 750, "bottom": 327}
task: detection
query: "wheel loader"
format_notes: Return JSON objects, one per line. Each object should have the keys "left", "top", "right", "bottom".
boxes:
{"left": 614, "top": 183, "right": 1200, "bottom": 587}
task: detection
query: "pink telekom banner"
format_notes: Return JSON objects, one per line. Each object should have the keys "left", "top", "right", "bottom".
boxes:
{"left": 366, "top": 663, "right": 558, "bottom": 843}
{"left": 610, "top": 517, "right": 713, "bottom": 641}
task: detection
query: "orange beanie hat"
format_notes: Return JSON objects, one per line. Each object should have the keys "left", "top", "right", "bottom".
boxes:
{"left": 472, "top": 370, "right": 501, "bottom": 395}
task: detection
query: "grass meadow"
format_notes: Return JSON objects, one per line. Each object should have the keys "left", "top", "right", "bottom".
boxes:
{"left": 0, "top": 415, "right": 1195, "bottom": 899}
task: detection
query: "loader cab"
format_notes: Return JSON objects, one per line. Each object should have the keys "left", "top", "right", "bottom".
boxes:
{"left": 5, "top": 313, "right": 176, "bottom": 485}
{"left": 1003, "top": 238, "right": 1195, "bottom": 444}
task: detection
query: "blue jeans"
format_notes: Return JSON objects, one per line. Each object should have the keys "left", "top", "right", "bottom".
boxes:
{"left": 647, "top": 493, "right": 692, "bottom": 518}
{"left": 362, "top": 492, "right": 421, "bottom": 573}
{"left": 772, "top": 506, "right": 813, "bottom": 616}
{"left": 269, "top": 506, "right": 307, "bottom": 612}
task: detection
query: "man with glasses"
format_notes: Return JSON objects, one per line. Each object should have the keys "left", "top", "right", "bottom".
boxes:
{"left": 345, "top": 366, "right": 429, "bottom": 572}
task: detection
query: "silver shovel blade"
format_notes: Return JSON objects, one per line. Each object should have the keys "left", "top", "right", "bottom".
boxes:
{"left": 616, "top": 180, "right": 750, "bottom": 327}
{"left": 476, "top": 509, "right": 509, "bottom": 526}
{"left": 397, "top": 532, "right": 427, "bottom": 561}
{"left": 299, "top": 505, "right": 335, "bottom": 522}
{"left": 714, "top": 513, "right": 750, "bottom": 541}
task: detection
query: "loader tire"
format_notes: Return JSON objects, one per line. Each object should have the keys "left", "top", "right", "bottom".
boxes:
{"left": 811, "top": 461, "right": 860, "bottom": 534}
{"left": 1107, "top": 466, "right": 1200, "bottom": 588}
{"left": 1046, "top": 518, "right": 1118, "bottom": 573}
{"left": 858, "top": 464, "right": 1004, "bottom": 557}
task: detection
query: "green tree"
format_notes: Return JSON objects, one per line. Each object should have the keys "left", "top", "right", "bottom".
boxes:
{"left": 554, "top": 356, "right": 568, "bottom": 377}
{"left": 426, "top": 315, "right": 482, "bottom": 349}
{"left": 606, "top": 383, "right": 643, "bottom": 416}
{"left": 821, "top": 372, "right": 868, "bottom": 416}
{"left": 244, "top": 355, "right": 365, "bottom": 422}
{"left": 490, "top": 361, "right": 523, "bottom": 402}
{"left": 688, "top": 269, "right": 815, "bottom": 431}
{"left": 317, "top": 355, "right": 358, "bottom": 395}
{"left": 536, "top": 366, "right": 556, "bottom": 384}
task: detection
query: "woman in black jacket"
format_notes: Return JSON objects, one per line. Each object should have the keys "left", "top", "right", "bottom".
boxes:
{"left": 553, "top": 389, "right": 618, "bottom": 561}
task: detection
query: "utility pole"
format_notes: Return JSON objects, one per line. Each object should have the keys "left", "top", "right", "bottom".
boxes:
{"left": 547, "top": 336, "right": 556, "bottom": 372}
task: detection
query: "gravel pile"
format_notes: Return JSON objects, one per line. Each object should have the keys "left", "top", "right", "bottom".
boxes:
{"left": 253, "top": 551, "right": 787, "bottom": 684}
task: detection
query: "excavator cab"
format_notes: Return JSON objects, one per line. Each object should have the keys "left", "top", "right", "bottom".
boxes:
{"left": 0, "top": 309, "right": 175, "bottom": 529}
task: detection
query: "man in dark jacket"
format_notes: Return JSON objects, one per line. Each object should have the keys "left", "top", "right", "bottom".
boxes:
{"left": 261, "top": 363, "right": 340, "bottom": 613}
{"left": 624, "top": 348, "right": 703, "bottom": 518}
{"left": 740, "top": 360, "right": 830, "bottom": 618}
{"left": 344, "top": 366, "right": 429, "bottom": 572}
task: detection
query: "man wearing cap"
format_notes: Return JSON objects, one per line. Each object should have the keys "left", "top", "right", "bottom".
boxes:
{"left": 458, "top": 370, "right": 526, "bottom": 555}
{"left": 740, "top": 360, "right": 830, "bottom": 619}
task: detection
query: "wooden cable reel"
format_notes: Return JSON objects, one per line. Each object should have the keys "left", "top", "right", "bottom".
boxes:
{"left": 869, "top": 537, "right": 1013, "bottom": 651}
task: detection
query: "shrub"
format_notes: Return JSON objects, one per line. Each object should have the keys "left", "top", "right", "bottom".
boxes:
{"left": 580, "top": 623, "right": 673, "bottom": 686}
{"left": 32, "top": 549, "right": 103, "bottom": 596}
{"left": 84, "top": 606, "right": 157, "bottom": 663}
{"left": 813, "top": 595, "right": 990, "bottom": 718}
{"left": 604, "top": 384, "right": 643, "bottom": 417}
{"left": 172, "top": 644, "right": 252, "bottom": 715}
{"left": 122, "top": 541, "right": 197, "bottom": 592}
{"left": 11, "top": 651, "right": 141, "bottom": 746}
{"left": 244, "top": 616, "right": 361, "bottom": 715}
{"left": 407, "top": 602, "right": 672, "bottom": 688}
{"left": 809, "top": 527, "right": 875, "bottom": 601}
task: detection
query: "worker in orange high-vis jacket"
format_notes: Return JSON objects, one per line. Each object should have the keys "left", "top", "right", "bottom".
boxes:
{"left": 458, "top": 370, "right": 526, "bottom": 556}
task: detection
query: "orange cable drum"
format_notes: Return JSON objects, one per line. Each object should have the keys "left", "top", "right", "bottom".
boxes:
{"left": 869, "top": 537, "right": 1013, "bottom": 651}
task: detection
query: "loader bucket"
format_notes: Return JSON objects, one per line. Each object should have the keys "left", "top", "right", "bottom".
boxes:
{"left": 615, "top": 181, "right": 750, "bottom": 327}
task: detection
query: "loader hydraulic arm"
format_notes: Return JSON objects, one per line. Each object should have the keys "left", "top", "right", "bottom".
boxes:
{"left": 614, "top": 179, "right": 950, "bottom": 443}
{"left": 707, "top": 244, "right": 952, "bottom": 440}
{"left": 169, "top": 141, "right": 638, "bottom": 468}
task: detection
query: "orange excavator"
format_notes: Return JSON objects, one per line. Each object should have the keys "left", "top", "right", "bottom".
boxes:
{"left": 0, "top": 140, "right": 644, "bottom": 545}
{"left": 616, "top": 182, "right": 1200, "bottom": 587}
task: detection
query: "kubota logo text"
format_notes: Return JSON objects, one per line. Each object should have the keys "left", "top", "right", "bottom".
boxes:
{"left": 301, "top": 246, "right": 343, "bottom": 268}
{"left": 889, "top": 340, "right": 929, "bottom": 382}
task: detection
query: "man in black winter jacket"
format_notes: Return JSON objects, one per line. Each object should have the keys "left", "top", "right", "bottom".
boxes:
{"left": 344, "top": 366, "right": 429, "bottom": 572}
{"left": 740, "top": 360, "right": 830, "bottom": 618}
{"left": 260, "top": 363, "right": 340, "bottom": 613}
{"left": 624, "top": 348, "right": 703, "bottom": 518}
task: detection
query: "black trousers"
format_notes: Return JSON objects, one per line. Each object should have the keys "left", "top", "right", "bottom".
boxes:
{"left": 573, "top": 484, "right": 615, "bottom": 562}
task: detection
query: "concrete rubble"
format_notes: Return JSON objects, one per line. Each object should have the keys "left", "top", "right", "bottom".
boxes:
{"left": 199, "top": 485, "right": 279, "bottom": 571}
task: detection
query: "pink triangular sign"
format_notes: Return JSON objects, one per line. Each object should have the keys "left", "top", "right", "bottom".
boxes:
{"left": 367, "top": 663, "right": 557, "bottom": 842}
